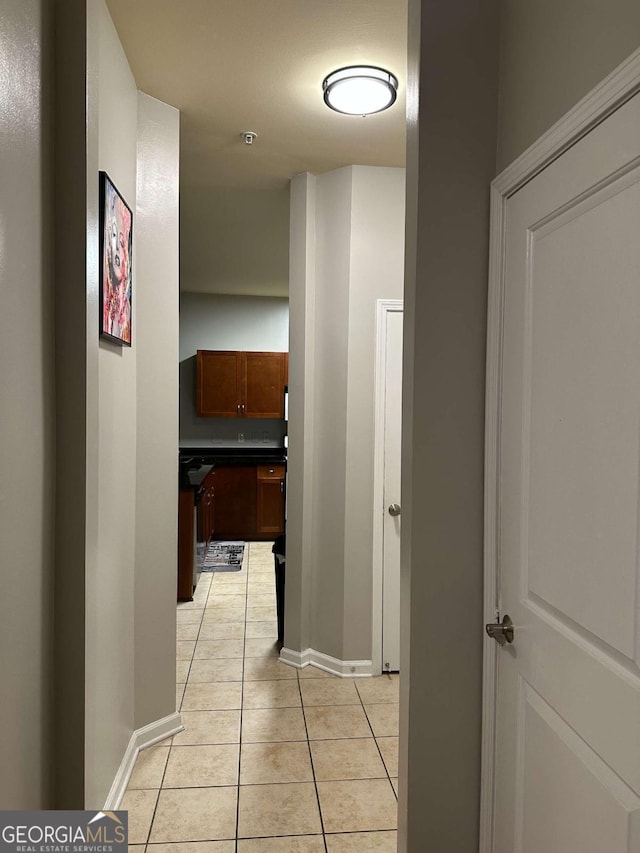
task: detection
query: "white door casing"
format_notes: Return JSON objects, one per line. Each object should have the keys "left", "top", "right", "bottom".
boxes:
{"left": 482, "top": 50, "right": 640, "bottom": 853}
{"left": 373, "top": 299, "right": 403, "bottom": 674}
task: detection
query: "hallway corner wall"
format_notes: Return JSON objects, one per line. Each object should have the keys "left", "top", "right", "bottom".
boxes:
{"left": 134, "top": 91, "right": 180, "bottom": 730}
{"left": 399, "top": 0, "right": 500, "bottom": 850}
{"left": 286, "top": 166, "right": 405, "bottom": 666}
{"left": 0, "top": 0, "right": 55, "bottom": 809}
{"left": 84, "top": 0, "right": 139, "bottom": 808}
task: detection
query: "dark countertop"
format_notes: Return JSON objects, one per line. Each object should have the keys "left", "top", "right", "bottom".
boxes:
{"left": 179, "top": 444, "right": 286, "bottom": 465}
{"left": 180, "top": 463, "right": 214, "bottom": 489}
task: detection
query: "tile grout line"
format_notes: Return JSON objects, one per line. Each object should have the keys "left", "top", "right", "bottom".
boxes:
{"left": 145, "top": 578, "right": 212, "bottom": 846}
{"left": 297, "top": 671, "right": 330, "bottom": 853}
{"left": 234, "top": 540, "right": 250, "bottom": 850}
{"left": 356, "top": 681, "right": 398, "bottom": 802}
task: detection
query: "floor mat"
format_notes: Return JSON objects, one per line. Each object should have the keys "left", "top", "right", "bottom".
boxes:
{"left": 201, "top": 540, "right": 245, "bottom": 572}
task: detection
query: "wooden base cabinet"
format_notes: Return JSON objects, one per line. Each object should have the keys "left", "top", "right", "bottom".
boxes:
{"left": 257, "top": 464, "right": 285, "bottom": 535}
{"left": 213, "top": 463, "right": 285, "bottom": 540}
{"left": 213, "top": 466, "right": 258, "bottom": 540}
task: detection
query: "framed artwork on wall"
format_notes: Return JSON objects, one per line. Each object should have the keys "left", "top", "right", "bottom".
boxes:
{"left": 99, "top": 171, "right": 133, "bottom": 346}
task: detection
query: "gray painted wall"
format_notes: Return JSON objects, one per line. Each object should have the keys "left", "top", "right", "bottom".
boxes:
{"left": 54, "top": 0, "right": 181, "bottom": 807}
{"left": 179, "top": 292, "right": 288, "bottom": 443}
{"left": 0, "top": 0, "right": 54, "bottom": 808}
{"left": 307, "top": 167, "right": 352, "bottom": 659}
{"left": 498, "top": 0, "right": 640, "bottom": 170}
{"left": 287, "top": 165, "right": 405, "bottom": 663}
{"left": 399, "top": 1, "right": 640, "bottom": 850}
{"left": 134, "top": 93, "right": 180, "bottom": 730}
{"left": 85, "top": 0, "right": 139, "bottom": 807}
{"left": 399, "top": 1, "right": 500, "bottom": 849}
{"left": 343, "top": 166, "right": 405, "bottom": 660}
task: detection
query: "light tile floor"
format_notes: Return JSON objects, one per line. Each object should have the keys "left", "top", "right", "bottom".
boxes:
{"left": 124, "top": 542, "right": 399, "bottom": 852}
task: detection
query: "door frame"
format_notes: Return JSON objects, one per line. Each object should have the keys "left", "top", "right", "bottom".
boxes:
{"left": 480, "top": 47, "right": 640, "bottom": 852}
{"left": 372, "top": 298, "right": 404, "bottom": 676}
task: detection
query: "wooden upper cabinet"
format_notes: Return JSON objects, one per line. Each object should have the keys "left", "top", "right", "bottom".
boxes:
{"left": 196, "top": 350, "right": 286, "bottom": 418}
{"left": 197, "top": 351, "right": 241, "bottom": 417}
{"left": 244, "top": 353, "right": 285, "bottom": 418}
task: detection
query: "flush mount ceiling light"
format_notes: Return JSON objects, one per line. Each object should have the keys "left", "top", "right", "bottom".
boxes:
{"left": 322, "top": 66, "right": 398, "bottom": 116}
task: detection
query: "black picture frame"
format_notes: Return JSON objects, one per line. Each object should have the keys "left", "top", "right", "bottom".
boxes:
{"left": 99, "top": 171, "right": 133, "bottom": 346}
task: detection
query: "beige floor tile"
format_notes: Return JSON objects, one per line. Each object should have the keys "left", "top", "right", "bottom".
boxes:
{"left": 310, "top": 739, "right": 386, "bottom": 781}
{"left": 198, "top": 621, "right": 245, "bottom": 640}
{"left": 209, "top": 585, "right": 247, "bottom": 597}
{"left": 163, "top": 744, "right": 239, "bottom": 788}
{"left": 245, "top": 606, "right": 277, "bottom": 622}
{"left": 177, "top": 623, "right": 200, "bottom": 642}
{"left": 241, "top": 707, "right": 307, "bottom": 743}
{"left": 248, "top": 553, "right": 273, "bottom": 564}
{"left": 242, "top": 680, "right": 301, "bottom": 709}
{"left": 304, "top": 706, "right": 371, "bottom": 740}
{"left": 244, "top": 622, "right": 278, "bottom": 639}
{"left": 128, "top": 746, "right": 170, "bottom": 789}
{"left": 364, "top": 704, "right": 399, "bottom": 737}
{"left": 317, "top": 779, "right": 397, "bottom": 833}
{"left": 212, "top": 570, "right": 246, "bottom": 582}
{"left": 177, "top": 600, "right": 207, "bottom": 610}
{"left": 237, "top": 837, "right": 324, "bottom": 852}
{"left": 177, "top": 609, "right": 205, "bottom": 624}
{"left": 247, "top": 572, "right": 276, "bottom": 593}
{"left": 390, "top": 778, "right": 398, "bottom": 796}
{"left": 242, "top": 658, "right": 296, "bottom": 681}
{"left": 205, "top": 594, "right": 246, "bottom": 609}
{"left": 249, "top": 541, "right": 273, "bottom": 553}
{"left": 246, "top": 594, "right": 276, "bottom": 608}
{"left": 176, "top": 660, "right": 191, "bottom": 683}
{"left": 121, "top": 788, "right": 159, "bottom": 844}
{"left": 355, "top": 676, "right": 399, "bottom": 705}
{"left": 300, "top": 679, "right": 360, "bottom": 707}
{"left": 298, "top": 666, "right": 336, "bottom": 679}
{"left": 181, "top": 682, "right": 242, "bottom": 711}
{"left": 247, "top": 571, "right": 274, "bottom": 581}
{"left": 211, "top": 569, "right": 246, "bottom": 579}
{"left": 240, "top": 741, "right": 313, "bottom": 784}
{"left": 176, "top": 641, "right": 196, "bottom": 661}
{"left": 128, "top": 845, "right": 145, "bottom": 853}
{"left": 194, "top": 639, "right": 244, "bottom": 659}
{"left": 376, "top": 737, "right": 398, "bottom": 776}
{"left": 149, "top": 787, "right": 237, "bottom": 842}
{"left": 147, "top": 843, "right": 234, "bottom": 853}
{"left": 324, "top": 830, "right": 398, "bottom": 852}
{"left": 243, "top": 638, "right": 280, "bottom": 658}
{"left": 173, "top": 710, "right": 241, "bottom": 745}
{"left": 203, "top": 606, "right": 246, "bottom": 622}
{"left": 176, "top": 684, "right": 186, "bottom": 711}
{"left": 237, "top": 783, "right": 322, "bottom": 838}
{"left": 188, "top": 658, "right": 243, "bottom": 683}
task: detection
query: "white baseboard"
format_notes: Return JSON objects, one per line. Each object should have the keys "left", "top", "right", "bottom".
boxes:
{"left": 104, "top": 711, "right": 183, "bottom": 809}
{"left": 280, "top": 647, "right": 372, "bottom": 677}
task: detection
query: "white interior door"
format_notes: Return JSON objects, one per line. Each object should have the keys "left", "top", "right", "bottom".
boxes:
{"left": 382, "top": 307, "right": 403, "bottom": 672}
{"left": 486, "top": 91, "right": 640, "bottom": 852}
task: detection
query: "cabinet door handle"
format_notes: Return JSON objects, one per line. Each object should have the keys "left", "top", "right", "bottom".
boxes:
{"left": 280, "top": 480, "right": 284, "bottom": 493}
{"left": 237, "top": 403, "right": 240, "bottom": 414}
{"left": 241, "top": 403, "right": 245, "bottom": 414}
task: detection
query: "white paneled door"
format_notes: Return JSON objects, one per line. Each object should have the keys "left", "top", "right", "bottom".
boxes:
{"left": 486, "top": 89, "right": 640, "bottom": 852}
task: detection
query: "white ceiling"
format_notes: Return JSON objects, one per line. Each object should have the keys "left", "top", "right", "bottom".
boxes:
{"left": 106, "top": 0, "right": 408, "bottom": 296}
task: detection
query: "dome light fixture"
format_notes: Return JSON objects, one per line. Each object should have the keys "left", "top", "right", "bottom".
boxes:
{"left": 322, "top": 66, "right": 398, "bottom": 116}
